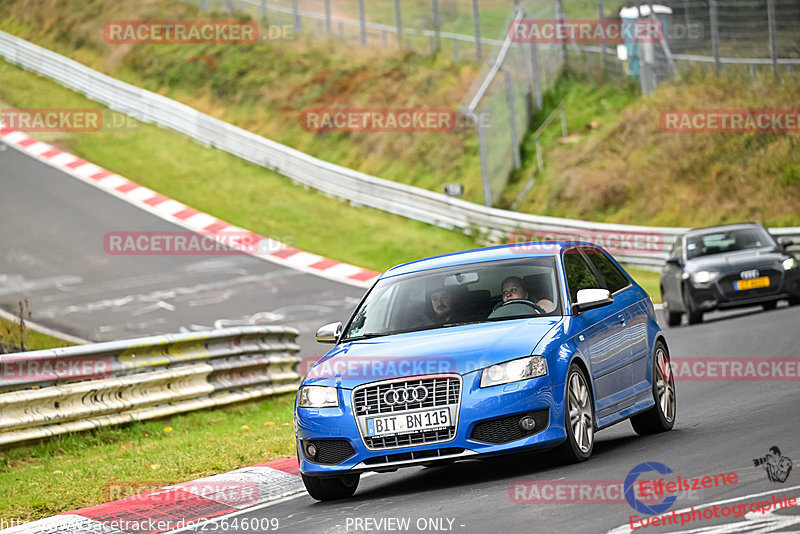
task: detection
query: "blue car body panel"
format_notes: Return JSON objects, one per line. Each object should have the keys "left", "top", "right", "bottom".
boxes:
{"left": 295, "top": 242, "right": 665, "bottom": 476}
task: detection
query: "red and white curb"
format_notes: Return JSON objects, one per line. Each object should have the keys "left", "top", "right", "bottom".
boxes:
{"left": 0, "top": 125, "right": 379, "bottom": 288}
{"left": 2, "top": 457, "right": 304, "bottom": 533}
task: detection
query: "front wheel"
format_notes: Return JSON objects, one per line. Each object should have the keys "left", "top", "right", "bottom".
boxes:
{"left": 661, "top": 290, "right": 682, "bottom": 327}
{"left": 554, "top": 364, "right": 594, "bottom": 463}
{"left": 762, "top": 301, "right": 778, "bottom": 311}
{"left": 302, "top": 473, "right": 360, "bottom": 501}
{"left": 631, "top": 341, "right": 676, "bottom": 435}
{"left": 683, "top": 287, "right": 703, "bottom": 325}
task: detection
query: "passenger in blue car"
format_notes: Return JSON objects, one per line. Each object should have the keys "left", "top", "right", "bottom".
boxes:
{"left": 500, "top": 276, "right": 555, "bottom": 313}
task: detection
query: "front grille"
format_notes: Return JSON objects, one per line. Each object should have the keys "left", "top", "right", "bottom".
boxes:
{"left": 302, "top": 439, "right": 356, "bottom": 465}
{"left": 353, "top": 375, "right": 461, "bottom": 450}
{"left": 363, "top": 447, "right": 465, "bottom": 466}
{"left": 719, "top": 269, "right": 782, "bottom": 299}
{"left": 353, "top": 376, "right": 460, "bottom": 416}
{"left": 470, "top": 410, "right": 549, "bottom": 445}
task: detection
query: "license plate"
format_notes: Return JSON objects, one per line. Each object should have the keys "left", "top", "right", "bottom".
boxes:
{"left": 734, "top": 276, "right": 770, "bottom": 291}
{"left": 366, "top": 408, "right": 450, "bottom": 437}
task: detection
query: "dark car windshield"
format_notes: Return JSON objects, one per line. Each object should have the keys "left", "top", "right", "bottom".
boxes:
{"left": 686, "top": 227, "right": 776, "bottom": 259}
{"left": 341, "top": 258, "right": 561, "bottom": 341}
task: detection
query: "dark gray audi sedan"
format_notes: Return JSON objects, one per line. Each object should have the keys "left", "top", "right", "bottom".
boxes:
{"left": 660, "top": 222, "right": 800, "bottom": 326}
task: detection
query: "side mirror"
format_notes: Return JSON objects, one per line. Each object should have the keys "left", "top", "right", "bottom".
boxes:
{"left": 572, "top": 289, "right": 613, "bottom": 314}
{"left": 315, "top": 322, "right": 342, "bottom": 344}
{"left": 665, "top": 255, "right": 682, "bottom": 266}
{"left": 779, "top": 238, "right": 794, "bottom": 250}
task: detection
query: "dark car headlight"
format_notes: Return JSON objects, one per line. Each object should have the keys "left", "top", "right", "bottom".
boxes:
{"left": 480, "top": 356, "right": 548, "bottom": 388}
{"left": 783, "top": 258, "right": 796, "bottom": 271}
{"left": 688, "top": 270, "right": 719, "bottom": 284}
{"left": 297, "top": 386, "right": 339, "bottom": 408}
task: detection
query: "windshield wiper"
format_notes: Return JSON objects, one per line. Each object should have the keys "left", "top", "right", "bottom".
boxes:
{"left": 341, "top": 332, "right": 391, "bottom": 342}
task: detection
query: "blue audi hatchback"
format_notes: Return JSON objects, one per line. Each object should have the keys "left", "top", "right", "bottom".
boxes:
{"left": 295, "top": 242, "right": 676, "bottom": 500}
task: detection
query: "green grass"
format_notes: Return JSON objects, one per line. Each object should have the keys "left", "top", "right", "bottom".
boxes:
{"left": 0, "top": 314, "right": 74, "bottom": 353}
{"left": 0, "top": 393, "right": 296, "bottom": 523}
{"left": 0, "top": 59, "right": 478, "bottom": 272}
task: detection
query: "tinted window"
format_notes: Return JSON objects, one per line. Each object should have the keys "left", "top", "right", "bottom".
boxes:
{"left": 563, "top": 250, "right": 601, "bottom": 302}
{"left": 585, "top": 249, "right": 630, "bottom": 293}
{"left": 686, "top": 226, "right": 776, "bottom": 259}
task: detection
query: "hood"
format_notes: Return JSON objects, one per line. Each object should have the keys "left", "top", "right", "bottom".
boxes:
{"left": 302, "top": 318, "right": 562, "bottom": 389}
{"left": 686, "top": 248, "right": 787, "bottom": 272}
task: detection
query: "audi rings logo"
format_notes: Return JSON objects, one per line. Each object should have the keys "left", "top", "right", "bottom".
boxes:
{"left": 383, "top": 385, "right": 429, "bottom": 405}
{"left": 740, "top": 269, "right": 760, "bottom": 280}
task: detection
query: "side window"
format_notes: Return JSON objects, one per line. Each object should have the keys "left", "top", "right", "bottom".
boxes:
{"left": 585, "top": 249, "right": 630, "bottom": 294}
{"left": 563, "top": 250, "right": 601, "bottom": 302}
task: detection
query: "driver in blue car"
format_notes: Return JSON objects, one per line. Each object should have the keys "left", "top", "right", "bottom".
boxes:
{"left": 500, "top": 276, "right": 554, "bottom": 313}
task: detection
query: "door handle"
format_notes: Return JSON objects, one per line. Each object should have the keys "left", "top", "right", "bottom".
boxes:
{"left": 618, "top": 314, "right": 626, "bottom": 326}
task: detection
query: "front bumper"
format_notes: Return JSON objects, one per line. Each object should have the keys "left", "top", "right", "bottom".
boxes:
{"left": 295, "top": 372, "right": 567, "bottom": 476}
{"left": 687, "top": 268, "right": 800, "bottom": 311}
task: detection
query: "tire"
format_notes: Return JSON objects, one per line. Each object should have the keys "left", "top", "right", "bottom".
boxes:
{"left": 762, "top": 301, "right": 778, "bottom": 311}
{"left": 683, "top": 287, "right": 703, "bottom": 325}
{"left": 631, "top": 341, "right": 676, "bottom": 435}
{"left": 661, "top": 290, "right": 682, "bottom": 327}
{"left": 301, "top": 473, "right": 360, "bottom": 501}
{"left": 554, "top": 364, "right": 595, "bottom": 463}
{"left": 790, "top": 295, "right": 800, "bottom": 306}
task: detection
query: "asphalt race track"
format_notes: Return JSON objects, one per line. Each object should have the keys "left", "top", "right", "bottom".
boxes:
{"left": 0, "top": 142, "right": 363, "bottom": 358}
{"left": 3, "top": 142, "right": 800, "bottom": 533}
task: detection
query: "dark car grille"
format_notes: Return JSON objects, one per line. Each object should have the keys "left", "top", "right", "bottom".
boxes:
{"left": 470, "top": 410, "right": 549, "bottom": 445}
{"left": 353, "top": 376, "right": 461, "bottom": 450}
{"left": 718, "top": 269, "right": 782, "bottom": 299}
{"left": 363, "top": 447, "right": 465, "bottom": 466}
{"left": 302, "top": 439, "right": 356, "bottom": 465}
{"left": 353, "top": 376, "right": 460, "bottom": 416}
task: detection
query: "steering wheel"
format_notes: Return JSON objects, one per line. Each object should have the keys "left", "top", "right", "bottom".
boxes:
{"left": 496, "top": 299, "right": 545, "bottom": 315}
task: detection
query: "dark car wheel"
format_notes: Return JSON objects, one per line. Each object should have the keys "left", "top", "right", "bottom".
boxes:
{"left": 683, "top": 286, "right": 703, "bottom": 324}
{"left": 631, "top": 341, "right": 676, "bottom": 435}
{"left": 661, "top": 289, "right": 682, "bottom": 327}
{"left": 555, "top": 364, "right": 594, "bottom": 463}
{"left": 762, "top": 301, "right": 778, "bottom": 311}
{"left": 302, "top": 473, "right": 360, "bottom": 501}
{"left": 790, "top": 295, "right": 800, "bottom": 306}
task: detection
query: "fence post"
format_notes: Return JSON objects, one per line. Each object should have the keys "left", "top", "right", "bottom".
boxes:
{"left": 324, "top": 0, "right": 332, "bottom": 36}
{"left": 463, "top": 110, "right": 492, "bottom": 208}
{"left": 501, "top": 67, "right": 522, "bottom": 170}
{"left": 560, "top": 106, "right": 568, "bottom": 137}
{"left": 709, "top": 0, "right": 721, "bottom": 75}
{"left": 359, "top": 0, "right": 367, "bottom": 45}
{"left": 597, "top": 0, "right": 607, "bottom": 75}
{"left": 201, "top": 0, "right": 209, "bottom": 10}
{"left": 472, "top": 0, "right": 483, "bottom": 61}
{"left": 338, "top": 20, "right": 345, "bottom": 41}
{"left": 555, "top": 0, "right": 568, "bottom": 68}
{"left": 453, "top": 40, "right": 460, "bottom": 61}
{"left": 767, "top": 0, "right": 778, "bottom": 81}
{"left": 394, "top": 0, "right": 404, "bottom": 47}
{"left": 260, "top": 0, "right": 268, "bottom": 25}
{"left": 292, "top": 0, "right": 301, "bottom": 35}
{"left": 432, "top": 0, "right": 441, "bottom": 53}
{"left": 529, "top": 40, "right": 543, "bottom": 110}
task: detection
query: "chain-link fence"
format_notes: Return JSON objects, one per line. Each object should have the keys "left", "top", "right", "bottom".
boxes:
{"left": 183, "top": 0, "right": 800, "bottom": 207}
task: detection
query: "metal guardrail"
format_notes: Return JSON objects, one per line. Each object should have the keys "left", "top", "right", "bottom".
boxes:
{"left": 0, "top": 326, "right": 300, "bottom": 446}
{"left": 0, "top": 31, "right": 799, "bottom": 267}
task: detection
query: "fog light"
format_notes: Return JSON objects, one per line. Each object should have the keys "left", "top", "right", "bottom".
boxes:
{"left": 306, "top": 442, "right": 317, "bottom": 458}
{"left": 519, "top": 416, "right": 536, "bottom": 431}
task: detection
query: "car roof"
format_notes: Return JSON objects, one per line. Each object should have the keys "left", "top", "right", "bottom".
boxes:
{"left": 684, "top": 222, "right": 765, "bottom": 237}
{"left": 381, "top": 241, "right": 592, "bottom": 278}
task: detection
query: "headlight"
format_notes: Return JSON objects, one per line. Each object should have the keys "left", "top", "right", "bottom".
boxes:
{"left": 691, "top": 271, "right": 717, "bottom": 284}
{"left": 783, "top": 258, "right": 796, "bottom": 270}
{"left": 297, "top": 386, "right": 339, "bottom": 408}
{"left": 480, "top": 356, "right": 548, "bottom": 388}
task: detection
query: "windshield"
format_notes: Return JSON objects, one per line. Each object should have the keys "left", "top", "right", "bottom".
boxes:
{"left": 342, "top": 258, "right": 561, "bottom": 341}
{"left": 686, "top": 227, "right": 776, "bottom": 259}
